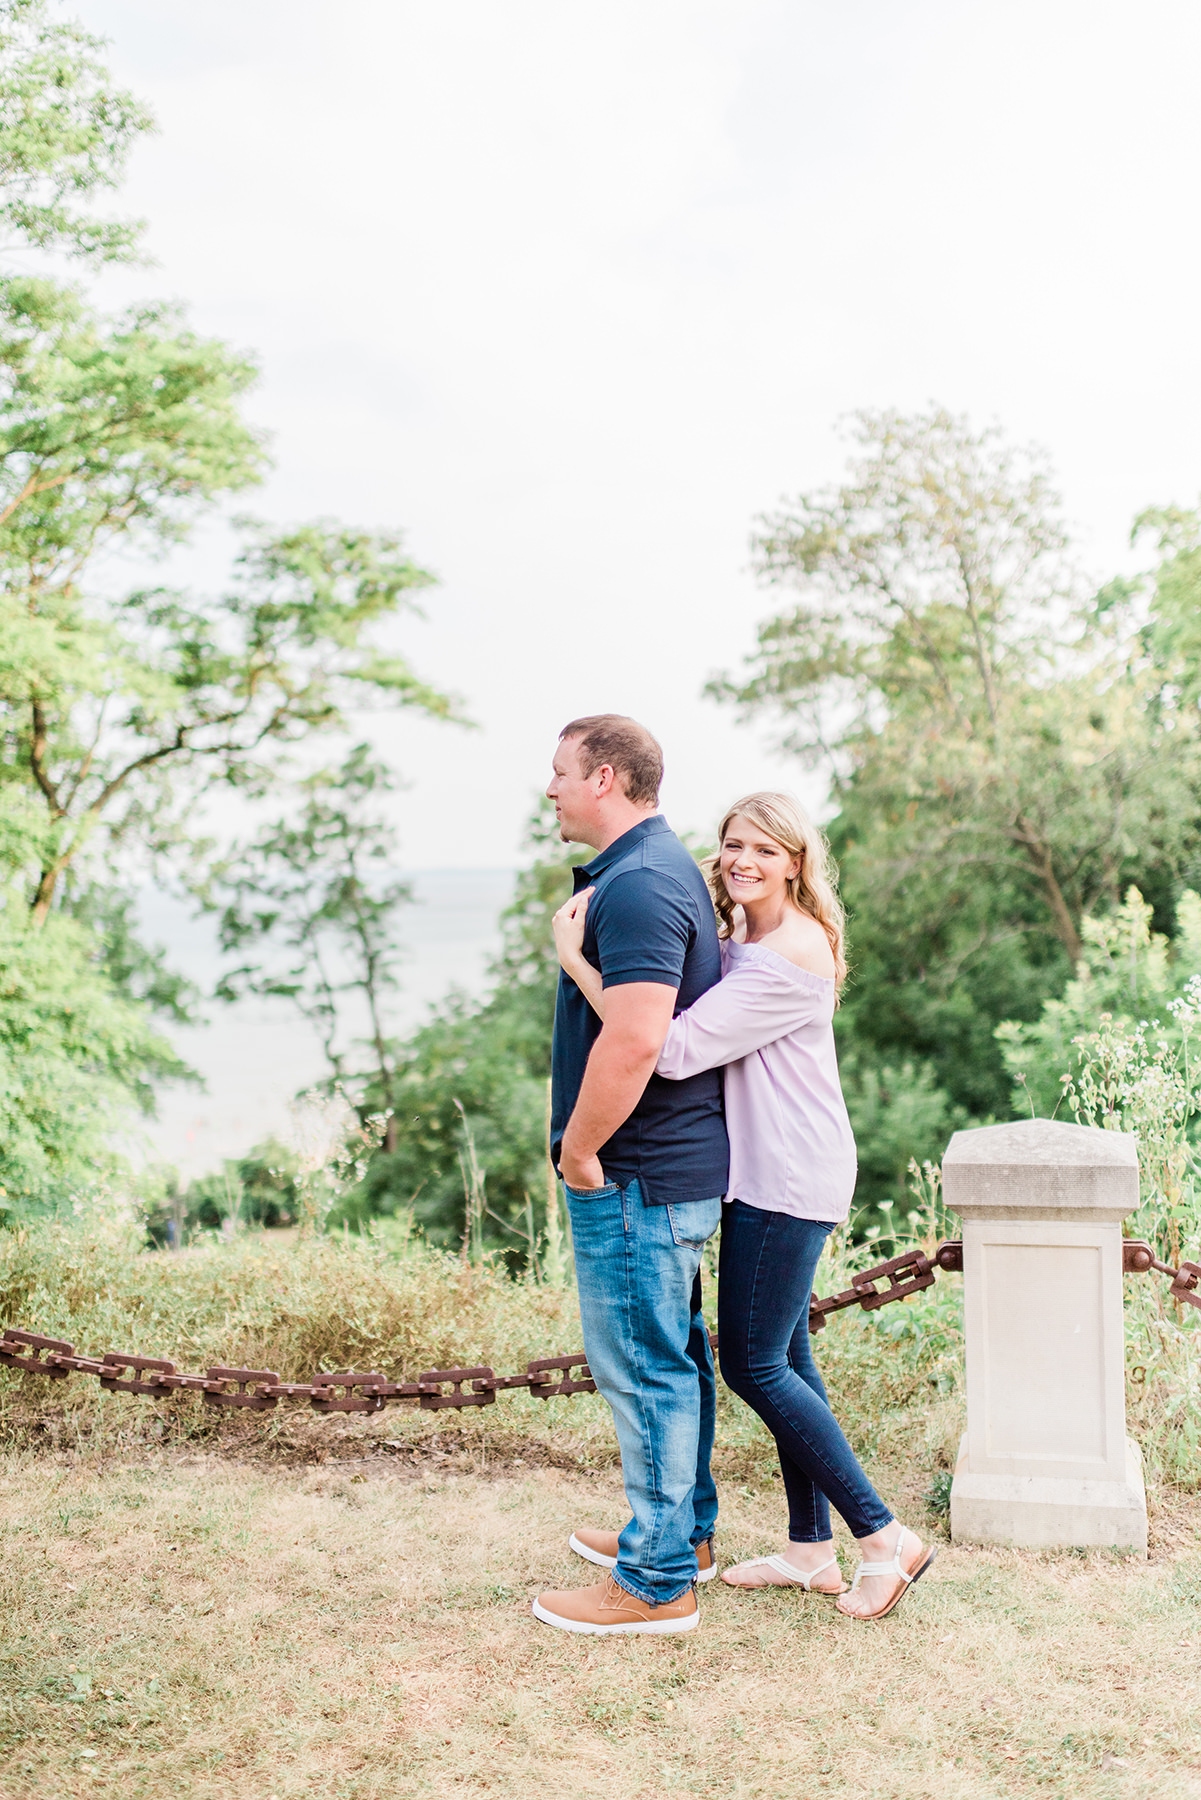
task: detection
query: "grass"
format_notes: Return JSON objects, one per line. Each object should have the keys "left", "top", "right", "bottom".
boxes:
{"left": 0, "top": 1208, "right": 1192, "bottom": 1497}
{"left": 0, "top": 1445, "right": 1200, "bottom": 1800}
{"left": 1, "top": 1217, "right": 1199, "bottom": 1795}
{"left": 0, "top": 1216, "right": 969, "bottom": 1487}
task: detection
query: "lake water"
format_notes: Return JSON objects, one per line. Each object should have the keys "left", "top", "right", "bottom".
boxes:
{"left": 138, "top": 869, "right": 515, "bottom": 1181}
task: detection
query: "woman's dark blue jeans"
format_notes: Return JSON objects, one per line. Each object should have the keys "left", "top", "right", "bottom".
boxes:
{"left": 717, "top": 1199, "right": 894, "bottom": 1543}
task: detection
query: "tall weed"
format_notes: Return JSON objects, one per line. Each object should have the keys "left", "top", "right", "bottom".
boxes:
{"left": 1054, "top": 973, "right": 1201, "bottom": 1486}
{"left": 0, "top": 1218, "right": 581, "bottom": 1452}
{"left": 1, "top": 1141, "right": 1194, "bottom": 1497}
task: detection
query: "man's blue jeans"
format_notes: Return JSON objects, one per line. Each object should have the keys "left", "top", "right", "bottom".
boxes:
{"left": 564, "top": 1177, "right": 721, "bottom": 1606}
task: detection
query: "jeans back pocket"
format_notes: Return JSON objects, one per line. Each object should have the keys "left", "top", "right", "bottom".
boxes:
{"left": 665, "top": 1197, "right": 722, "bottom": 1248}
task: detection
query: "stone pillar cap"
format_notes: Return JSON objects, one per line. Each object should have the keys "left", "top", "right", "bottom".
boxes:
{"left": 943, "top": 1118, "right": 1139, "bottom": 1220}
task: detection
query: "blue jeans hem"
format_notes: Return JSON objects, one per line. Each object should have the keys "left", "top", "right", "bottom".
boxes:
{"left": 612, "top": 1565, "right": 696, "bottom": 1607}
{"left": 788, "top": 1513, "right": 894, "bottom": 1545}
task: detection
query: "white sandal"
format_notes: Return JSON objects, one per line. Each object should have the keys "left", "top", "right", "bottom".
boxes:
{"left": 838, "top": 1525, "right": 937, "bottom": 1620}
{"left": 722, "top": 1552, "right": 845, "bottom": 1593}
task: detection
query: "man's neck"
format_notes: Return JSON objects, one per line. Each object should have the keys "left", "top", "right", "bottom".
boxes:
{"left": 592, "top": 805, "right": 659, "bottom": 854}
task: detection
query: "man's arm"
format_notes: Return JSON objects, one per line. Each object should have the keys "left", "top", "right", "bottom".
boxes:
{"left": 558, "top": 982, "right": 677, "bottom": 1189}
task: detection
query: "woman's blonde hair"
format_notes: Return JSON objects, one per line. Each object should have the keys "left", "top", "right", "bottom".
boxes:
{"left": 708, "top": 791, "right": 847, "bottom": 985}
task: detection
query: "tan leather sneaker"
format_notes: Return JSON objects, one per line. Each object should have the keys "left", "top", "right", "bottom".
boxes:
{"left": 569, "top": 1527, "right": 717, "bottom": 1582}
{"left": 532, "top": 1572, "right": 699, "bottom": 1636}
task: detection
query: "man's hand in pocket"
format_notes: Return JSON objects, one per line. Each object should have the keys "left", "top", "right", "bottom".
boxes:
{"left": 560, "top": 1146, "right": 606, "bottom": 1191}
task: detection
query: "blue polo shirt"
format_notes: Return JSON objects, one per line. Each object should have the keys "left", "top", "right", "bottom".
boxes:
{"left": 550, "top": 815, "right": 729, "bottom": 1207}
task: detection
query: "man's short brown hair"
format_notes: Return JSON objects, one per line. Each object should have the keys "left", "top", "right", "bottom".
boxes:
{"left": 559, "top": 714, "right": 663, "bottom": 808}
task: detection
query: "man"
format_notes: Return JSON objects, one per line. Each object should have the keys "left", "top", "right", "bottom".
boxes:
{"left": 532, "top": 714, "right": 729, "bottom": 1636}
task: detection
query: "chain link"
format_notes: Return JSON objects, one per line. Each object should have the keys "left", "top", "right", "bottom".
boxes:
{"left": 807, "top": 1240, "right": 963, "bottom": 1330}
{"left": 0, "top": 1242, "right": 966, "bottom": 1412}
{"left": 1122, "top": 1240, "right": 1201, "bottom": 1311}
{"left": 6, "top": 1238, "right": 1194, "bottom": 1415}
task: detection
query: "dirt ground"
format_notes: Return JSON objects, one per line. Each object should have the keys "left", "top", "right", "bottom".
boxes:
{"left": 1, "top": 1444, "right": 1199, "bottom": 1800}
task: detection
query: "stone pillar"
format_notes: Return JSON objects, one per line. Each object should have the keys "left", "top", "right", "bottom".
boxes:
{"left": 943, "top": 1117, "right": 1147, "bottom": 1554}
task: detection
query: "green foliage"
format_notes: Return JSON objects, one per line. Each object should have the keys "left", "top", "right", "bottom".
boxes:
{"left": 493, "top": 794, "right": 593, "bottom": 996}
{"left": 713, "top": 408, "right": 1201, "bottom": 1124}
{"left": 62, "top": 880, "right": 199, "bottom": 1024}
{"left": 0, "top": 258, "right": 275, "bottom": 1196}
{"left": 993, "top": 885, "right": 1201, "bottom": 1485}
{"left": 344, "top": 798, "right": 588, "bottom": 1256}
{"left": 286, "top": 1087, "right": 389, "bottom": 1239}
{"left": 0, "top": 276, "right": 263, "bottom": 560}
{"left": 718, "top": 407, "right": 1073, "bottom": 758}
{"left": 358, "top": 981, "right": 553, "bottom": 1251}
{"left": 1000, "top": 889, "right": 1201, "bottom": 1267}
{"left": 0, "top": 1214, "right": 587, "bottom": 1439}
{"left": 0, "top": 0, "right": 154, "bottom": 265}
{"left": 1135, "top": 505, "right": 1201, "bottom": 702}
{"left": 2, "top": 497, "right": 456, "bottom": 919}
{"left": 833, "top": 802, "right": 1072, "bottom": 1121}
{"left": 837, "top": 1047, "right": 967, "bottom": 1222}
{"left": 997, "top": 887, "right": 1201, "bottom": 1122}
{"left": 1125, "top": 1272, "right": 1201, "bottom": 1492}
{"left": 0, "top": 12, "right": 460, "bottom": 1209}
{"left": 0, "top": 267, "right": 269, "bottom": 918}
{"left": 162, "top": 1143, "right": 299, "bottom": 1243}
{"left": 216, "top": 743, "right": 413, "bottom": 1099}
{"left": 0, "top": 889, "right": 186, "bottom": 1211}
{"left": 1064, "top": 1003, "right": 1201, "bottom": 1262}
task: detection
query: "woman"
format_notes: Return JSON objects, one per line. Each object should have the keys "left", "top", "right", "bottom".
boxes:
{"left": 553, "top": 791, "right": 935, "bottom": 1621}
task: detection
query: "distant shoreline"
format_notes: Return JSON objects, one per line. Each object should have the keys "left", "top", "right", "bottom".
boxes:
{"left": 141, "top": 868, "right": 519, "bottom": 1181}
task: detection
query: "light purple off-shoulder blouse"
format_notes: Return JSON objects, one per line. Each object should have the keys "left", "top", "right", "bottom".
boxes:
{"left": 655, "top": 938, "right": 856, "bottom": 1223}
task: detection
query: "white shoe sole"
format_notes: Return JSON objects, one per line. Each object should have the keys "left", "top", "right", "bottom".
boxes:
{"left": 568, "top": 1532, "right": 718, "bottom": 1581}
{"left": 531, "top": 1597, "right": 700, "bottom": 1635}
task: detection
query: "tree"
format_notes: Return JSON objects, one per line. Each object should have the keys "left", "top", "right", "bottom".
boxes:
{"left": 0, "top": 885, "right": 186, "bottom": 1211}
{"left": 215, "top": 743, "right": 412, "bottom": 1137}
{"left": 0, "top": 480, "right": 457, "bottom": 1198}
{"left": 835, "top": 1046, "right": 966, "bottom": 1223}
{"left": 997, "top": 886, "right": 1201, "bottom": 1121}
{"left": 0, "top": 0, "right": 154, "bottom": 266}
{"left": 0, "top": 4, "right": 462, "bottom": 1209}
{"left": 1137, "top": 504, "right": 1201, "bottom": 712}
{"left": 338, "top": 798, "right": 589, "bottom": 1256}
{"left": 3, "top": 507, "right": 453, "bottom": 922}
{"left": 998, "top": 886, "right": 1201, "bottom": 1265}
{"left": 712, "top": 408, "right": 1201, "bottom": 1119}
{"left": 0, "top": 279, "right": 268, "bottom": 918}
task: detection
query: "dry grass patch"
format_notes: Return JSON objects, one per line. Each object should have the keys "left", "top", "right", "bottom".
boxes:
{"left": 0, "top": 1449, "right": 1199, "bottom": 1800}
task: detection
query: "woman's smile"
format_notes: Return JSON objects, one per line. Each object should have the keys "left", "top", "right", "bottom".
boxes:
{"left": 719, "top": 817, "right": 801, "bottom": 915}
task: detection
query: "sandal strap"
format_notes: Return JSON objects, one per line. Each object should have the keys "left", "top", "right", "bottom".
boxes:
{"left": 761, "top": 1553, "right": 840, "bottom": 1589}
{"left": 737, "top": 1553, "right": 840, "bottom": 1588}
{"left": 849, "top": 1525, "right": 912, "bottom": 1592}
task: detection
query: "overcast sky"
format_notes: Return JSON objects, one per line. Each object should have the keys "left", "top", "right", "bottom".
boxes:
{"left": 82, "top": 0, "right": 1201, "bottom": 869}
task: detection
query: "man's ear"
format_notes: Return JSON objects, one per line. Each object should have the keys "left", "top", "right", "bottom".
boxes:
{"left": 593, "top": 763, "right": 617, "bottom": 797}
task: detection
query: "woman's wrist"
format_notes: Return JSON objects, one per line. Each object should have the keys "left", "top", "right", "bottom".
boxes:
{"left": 560, "top": 947, "right": 588, "bottom": 982}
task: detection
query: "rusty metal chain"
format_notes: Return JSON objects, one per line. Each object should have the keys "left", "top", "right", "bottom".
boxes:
{"left": 807, "top": 1240, "right": 963, "bottom": 1330}
{"left": 1122, "top": 1240, "right": 1201, "bottom": 1311}
{"left": 3, "top": 1238, "right": 1196, "bottom": 1416}
{"left": 0, "top": 1241, "right": 965, "bottom": 1412}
